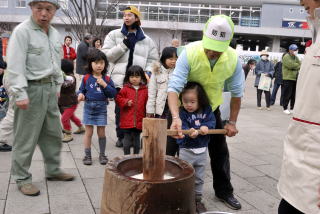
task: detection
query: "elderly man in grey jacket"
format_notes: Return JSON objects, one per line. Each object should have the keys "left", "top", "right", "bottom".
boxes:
{"left": 6, "top": 0, "right": 74, "bottom": 197}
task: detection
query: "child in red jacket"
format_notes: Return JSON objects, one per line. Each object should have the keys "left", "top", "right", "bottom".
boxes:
{"left": 116, "top": 65, "right": 148, "bottom": 155}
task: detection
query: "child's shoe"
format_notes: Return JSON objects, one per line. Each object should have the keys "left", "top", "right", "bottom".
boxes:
{"left": 83, "top": 156, "right": 92, "bottom": 165}
{"left": 62, "top": 133, "right": 73, "bottom": 143}
{"left": 73, "top": 126, "right": 85, "bottom": 134}
{"left": 195, "top": 200, "right": 207, "bottom": 214}
{"left": 99, "top": 154, "right": 108, "bottom": 165}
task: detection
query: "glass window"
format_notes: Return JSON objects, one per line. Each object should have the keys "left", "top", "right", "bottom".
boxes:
{"left": 169, "top": 7, "right": 179, "bottom": 22}
{"left": 16, "top": 0, "right": 26, "bottom": 8}
{"left": 0, "top": 0, "right": 8, "bottom": 7}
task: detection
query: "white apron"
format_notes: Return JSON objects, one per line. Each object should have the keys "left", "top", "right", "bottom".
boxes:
{"left": 278, "top": 13, "right": 320, "bottom": 214}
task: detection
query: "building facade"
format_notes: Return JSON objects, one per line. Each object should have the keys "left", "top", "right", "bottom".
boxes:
{"left": 0, "top": 0, "right": 310, "bottom": 53}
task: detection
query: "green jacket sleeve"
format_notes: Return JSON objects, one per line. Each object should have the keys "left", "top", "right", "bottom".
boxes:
{"left": 282, "top": 54, "right": 300, "bottom": 70}
{"left": 6, "top": 27, "right": 29, "bottom": 101}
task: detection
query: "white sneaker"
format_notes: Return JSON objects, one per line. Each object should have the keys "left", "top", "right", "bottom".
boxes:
{"left": 283, "top": 110, "right": 291, "bottom": 115}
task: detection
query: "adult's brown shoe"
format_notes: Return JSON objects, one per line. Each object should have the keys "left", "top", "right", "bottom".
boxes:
{"left": 19, "top": 183, "right": 40, "bottom": 196}
{"left": 46, "top": 172, "right": 75, "bottom": 181}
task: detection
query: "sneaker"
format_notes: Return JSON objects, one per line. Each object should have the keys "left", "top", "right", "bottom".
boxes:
{"left": 115, "top": 138, "right": 123, "bottom": 148}
{"left": 195, "top": 201, "right": 207, "bottom": 213}
{"left": 83, "top": 155, "right": 92, "bottom": 165}
{"left": 266, "top": 107, "right": 271, "bottom": 111}
{"left": 283, "top": 109, "right": 291, "bottom": 115}
{"left": 99, "top": 154, "right": 108, "bottom": 165}
{"left": 47, "top": 172, "right": 75, "bottom": 181}
{"left": 216, "top": 195, "right": 242, "bottom": 210}
{"left": 19, "top": 183, "right": 40, "bottom": 196}
{"left": 0, "top": 143, "right": 12, "bottom": 152}
{"left": 257, "top": 107, "right": 263, "bottom": 110}
{"left": 73, "top": 126, "right": 85, "bottom": 134}
{"left": 62, "top": 133, "right": 73, "bottom": 143}
{"left": 63, "top": 129, "right": 71, "bottom": 134}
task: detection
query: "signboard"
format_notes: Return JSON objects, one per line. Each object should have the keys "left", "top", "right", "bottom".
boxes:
{"left": 282, "top": 20, "right": 309, "bottom": 29}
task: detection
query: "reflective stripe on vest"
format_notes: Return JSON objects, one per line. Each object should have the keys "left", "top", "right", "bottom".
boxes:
{"left": 186, "top": 41, "right": 238, "bottom": 111}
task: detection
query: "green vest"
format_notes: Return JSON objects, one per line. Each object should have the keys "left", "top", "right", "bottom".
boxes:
{"left": 186, "top": 41, "right": 238, "bottom": 111}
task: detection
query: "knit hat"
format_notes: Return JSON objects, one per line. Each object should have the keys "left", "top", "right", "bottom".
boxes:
{"left": 28, "top": 0, "right": 60, "bottom": 9}
{"left": 202, "top": 15, "right": 234, "bottom": 52}
{"left": 260, "top": 50, "right": 269, "bottom": 56}
{"left": 289, "top": 44, "right": 298, "bottom": 51}
{"left": 123, "top": 6, "right": 141, "bottom": 19}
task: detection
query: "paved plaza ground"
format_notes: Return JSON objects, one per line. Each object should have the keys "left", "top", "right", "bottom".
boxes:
{"left": 0, "top": 74, "right": 291, "bottom": 214}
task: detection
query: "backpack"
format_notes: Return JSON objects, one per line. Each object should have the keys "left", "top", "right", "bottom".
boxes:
{"left": 83, "top": 74, "right": 111, "bottom": 86}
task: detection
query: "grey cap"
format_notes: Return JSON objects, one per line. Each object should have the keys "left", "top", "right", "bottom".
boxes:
{"left": 28, "top": 0, "right": 60, "bottom": 9}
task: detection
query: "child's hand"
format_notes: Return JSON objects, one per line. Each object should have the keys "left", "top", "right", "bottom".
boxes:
{"left": 78, "top": 93, "right": 85, "bottom": 102}
{"left": 127, "top": 100, "right": 133, "bottom": 106}
{"left": 97, "top": 78, "right": 107, "bottom": 88}
{"left": 199, "top": 126, "right": 209, "bottom": 135}
{"left": 189, "top": 128, "right": 199, "bottom": 138}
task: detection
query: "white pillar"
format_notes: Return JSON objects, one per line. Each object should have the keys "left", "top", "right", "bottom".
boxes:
{"left": 272, "top": 36, "right": 280, "bottom": 52}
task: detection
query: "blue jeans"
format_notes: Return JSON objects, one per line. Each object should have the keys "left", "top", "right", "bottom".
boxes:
{"left": 271, "top": 83, "right": 283, "bottom": 105}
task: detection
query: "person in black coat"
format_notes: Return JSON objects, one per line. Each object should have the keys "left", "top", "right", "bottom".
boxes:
{"left": 76, "top": 34, "right": 92, "bottom": 75}
{"left": 242, "top": 59, "right": 256, "bottom": 80}
{"left": 271, "top": 53, "right": 286, "bottom": 106}
{"left": 0, "top": 38, "right": 6, "bottom": 86}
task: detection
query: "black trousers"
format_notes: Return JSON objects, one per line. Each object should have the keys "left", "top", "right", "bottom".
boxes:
{"left": 164, "top": 111, "right": 179, "bottom": 156}
{"left": 115, "top": 88, "right": 124, "bottom": 140}
{"left": 271, "top": 83, "right": 283, "bottom": 106}
{"left": 123, "top": 129, "right": 141, "bottom": 155}
{"left": 257, "top": 88, "right": 271, "bottom": 107}
{"left": 282, "top": 80, "right": 296, "bottom": 110}
{"left": 208, "top": 108, "right": 233, "bottom": 197}
{"left": 278, "top": 199, "right": 304, "bottom": 214}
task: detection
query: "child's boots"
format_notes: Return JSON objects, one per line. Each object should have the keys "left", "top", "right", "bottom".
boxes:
{"left": 62, "top": 130, "right": 73, "bottom": 143}
{"left": 73, "top": 125, "right": 85, "bottom": 134}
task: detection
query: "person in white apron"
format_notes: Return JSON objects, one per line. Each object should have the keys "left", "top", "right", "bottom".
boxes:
{"left": 278, "top": 0, "right": 320, "bottom": 213}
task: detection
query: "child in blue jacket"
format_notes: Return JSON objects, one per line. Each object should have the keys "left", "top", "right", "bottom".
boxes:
{"left": 177, "top": 82, "right": 216, "bottom": 213}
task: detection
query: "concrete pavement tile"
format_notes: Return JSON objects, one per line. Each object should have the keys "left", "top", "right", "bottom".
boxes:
{"left": 95, "top": 208, "right": 100, "bottom": 214}
{"left": 0, "top": 172, "right": 10, "bottom": 200}
{"left": 76, "top": 161, "right": 106, "bottom": 178}
{"left": 230, "top": 158, "right": 265, "bottom": 178}
{"left": 0, "top": 152, "right": 11, "bottom": 172}
{"left": 60, "top": 151, "right": 77, "bottom": 169}
{"left": 49, "top": 192, "right": 95, "bottom": 214}
{"left": 237, "top": 190, "right": 279, "bottom": 214}
{"left": 69, "top": 145, "right": 86, "bottom": 159}
{"left": 246, "top": 176, "right": 281, "bottom": 200}
{"left": 10, "top": 160, "right": 45, "bottom": 184}
{"left": 253, "top": 164, "right": 280, "bottom": 180}
{"left": 60, "top": 143, "right": 71, "bottom": 152}
{"left": 231, "top": 173, "right": 260, "bottom": 194}
{"left": 83, "top": 178, "right": 104, "bottom": 209}
{"left": 5, "top": 182, "right": 49, "bottom": 214}
{"left": 230, "top": 142, "right": 268, "bottom": 156}
{"left": 229, "top": 146, "right": 267, "bottom": 166}
{"left": 256, "top": 154, "right": 282, "bottom": 168}
{"left": 47, "top": 169, "right": 84, "bottom": 196}
{"left": 0, "top": 200, "right": 5, "bottom": 214}
{"left": 31, "top": 146, "right": 43, "bottom": 161}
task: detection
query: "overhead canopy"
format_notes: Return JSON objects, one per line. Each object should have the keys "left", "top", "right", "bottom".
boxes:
{"left": 140, "top": 0, "right": 300, "bottom": 6}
